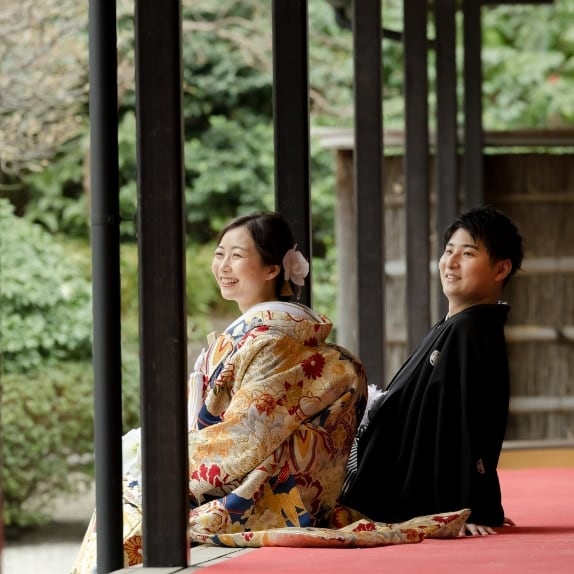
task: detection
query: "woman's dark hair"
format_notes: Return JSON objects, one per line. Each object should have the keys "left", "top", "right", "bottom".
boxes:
{"left": 217, "top": 211, "right": 297, "bottom": 300}
{"left": 444, "top": 205, "right": 524, "bottom": 285}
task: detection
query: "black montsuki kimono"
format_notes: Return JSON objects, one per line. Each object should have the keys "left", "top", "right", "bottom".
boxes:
{"left": 341, "top": 304, "right": 510, "bottom": 526}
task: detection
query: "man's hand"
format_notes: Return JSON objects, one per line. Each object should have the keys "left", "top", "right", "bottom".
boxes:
{"left": 458, "top": 516, "right": 516, "bottom": 536}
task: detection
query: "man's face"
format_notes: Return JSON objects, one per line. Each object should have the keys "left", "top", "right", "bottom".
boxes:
{"left": 439, "top": 228, "right": 509, "bottom": 315}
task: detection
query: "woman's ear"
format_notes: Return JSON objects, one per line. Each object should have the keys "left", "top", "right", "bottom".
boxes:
{"left": 267, "top": 264, "right": 281, "bottom": 281}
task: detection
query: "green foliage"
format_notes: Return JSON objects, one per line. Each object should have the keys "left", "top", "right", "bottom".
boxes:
{"left": 0, "top": 223, "right": 141, "bottom": 530}
{"left": 2, "top": 362, "right": 95, "bottom": 529}
{"left": 308, "top": 1, "right": 354, "bottom": 124}
{"left": 181, "top": 14, "right": 273, "bottom": 123}
{"left": 311, "top": 247, "right": 339, "bottom": 332}
{"left": 309, "top": 141, "right": 338, "bottom": 258}
{"left": 482, "top": 2, "right": 574, "bottom": 129}
{"left": 0, "top": 199, "right": 89, "bottom": 528}
{"left": 0, "top": 199, "right": 93, "bottom": 373}
{"left": 116, "top": 241, "right": 143, "bottom": 433}
{"left": 177, "top": 2, "right": 278, "bottom": 239}
{"left": 21, "top": 134, "right": 90, "bottom": 237}
{"left": 185, "top": 115, "right": 275, "bottom": 241}
{"left": 2, "top": 357, "right": 140, "bottom": 531}
{"left": 117, "top": 111, "right": 138, "bottom": 239}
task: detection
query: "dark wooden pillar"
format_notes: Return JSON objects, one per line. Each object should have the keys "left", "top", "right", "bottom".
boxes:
{"left": 353, "top": 0, "right": 385, "bottom": 386}
{"left": 272, "top": 0, "right": 312, "bottom": 306}
{"left": 463, "top": 0, "right": 484, "bottom": 208}
{"left": 404, "top": 0, "right": 431, "bottom": 351}
{"left": 88, "top": 0, "right": 124, "bottom": 570}
{"left": 434, "top": 0, "right": 459, "bottom": 317}
{"left": 135, "top": 0, "right": 189, "bottom": 566}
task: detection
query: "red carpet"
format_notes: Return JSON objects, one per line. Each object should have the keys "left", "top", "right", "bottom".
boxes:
{"left": 200, "top": 468, "right": 574, "bottom": 573}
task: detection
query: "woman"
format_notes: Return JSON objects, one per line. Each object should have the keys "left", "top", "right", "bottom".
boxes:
{"left": 183, "top": 211, "right": 368, "bottom": 537}
{"left": 72, "top": 211, "right": 468, "bottom": 572}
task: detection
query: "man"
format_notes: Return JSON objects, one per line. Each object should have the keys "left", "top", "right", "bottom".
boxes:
{"left": 340, "top": 205, "right": 523, "bottom": 536}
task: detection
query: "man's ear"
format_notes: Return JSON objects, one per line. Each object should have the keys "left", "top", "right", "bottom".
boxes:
{"left": 495, "top": 259, "right": 512, "bottom": 283}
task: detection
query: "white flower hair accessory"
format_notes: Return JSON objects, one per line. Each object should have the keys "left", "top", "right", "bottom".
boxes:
{"left": 283, "top": 244, "right": 309, "bottom": 286}
{"left": 281, "top": 244, "right": 309, "bottom": 299}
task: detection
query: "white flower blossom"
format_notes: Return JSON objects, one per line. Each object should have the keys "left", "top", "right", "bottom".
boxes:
{"left": 282, "top": 244, "right": 309, "bottom": 286}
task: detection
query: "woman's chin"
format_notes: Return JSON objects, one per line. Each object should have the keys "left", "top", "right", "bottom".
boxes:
{"left": 218, "top": 289, "right": 238, "bottom": 305}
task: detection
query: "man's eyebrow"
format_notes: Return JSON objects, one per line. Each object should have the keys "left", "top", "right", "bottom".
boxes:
{"left": 446, "top": 241, "right": 479, "bottom": 250}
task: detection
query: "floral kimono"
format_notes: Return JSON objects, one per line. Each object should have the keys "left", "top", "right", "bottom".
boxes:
{"left": 72, "top": 301, "right": 469, "bottom": 573}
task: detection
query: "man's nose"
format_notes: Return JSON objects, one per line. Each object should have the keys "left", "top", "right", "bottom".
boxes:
{"left": 446, "top": 253, "right": 459, "bottom": 267}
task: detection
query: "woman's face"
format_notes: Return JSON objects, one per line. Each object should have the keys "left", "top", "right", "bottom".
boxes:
{"left": 211, "top": 225, "right": 280, "bottom": 313}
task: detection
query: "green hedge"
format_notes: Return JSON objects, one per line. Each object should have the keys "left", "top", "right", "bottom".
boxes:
{"left": 2, "top": 362, "right": 95, "bottom": 529}
{"left": 0, "top": 198, "right": 93, "bottom": 374}
{"left": 0, "top": 199, "right": 93, "bottom": 528}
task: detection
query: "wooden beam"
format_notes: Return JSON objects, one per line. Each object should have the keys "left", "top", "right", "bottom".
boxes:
{"left": 383, "top": 257, "right": 574, "bottom": 277}
{"left": 311, "top": 127, "right": 574, "bottom": 150}
{"left": 505, "top": 325, "right": 574, "bottom": 343}
{"left": 503, "top": 439, "right": 574, "bottom": 450}
{"left": 488, "top": 193, "right": 574, "bottom": 204}
{"left": 112, "top": 569, "right": 185, "bottom": 574}
{"left": 509, "top": 396, "right": 574, "bottom": 413}
{"left": 520, "top": 257, "right": 574, "bottom": 274}
{"left": 386, "top": 323, "right": 574, "bottom": 344}
{"left": 499, "top": 443, "right": 574, "bottom": 469}
{"left": 482, "top": 1, "right": 553, "bottom": 5}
